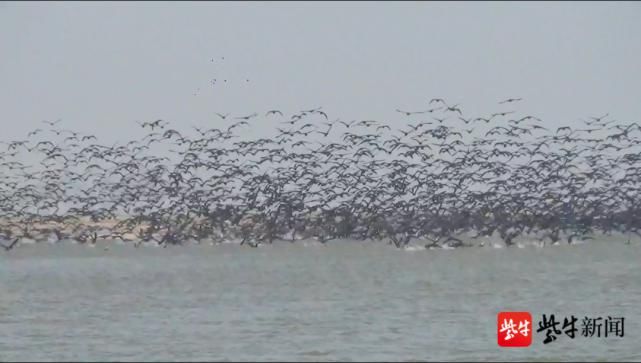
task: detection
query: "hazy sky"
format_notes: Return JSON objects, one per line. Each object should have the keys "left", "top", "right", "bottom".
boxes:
{"left": 1, "top": 1, "right": 640, "bottom": 142}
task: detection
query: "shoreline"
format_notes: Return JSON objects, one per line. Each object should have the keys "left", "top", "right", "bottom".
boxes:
{"left": 2, "top": 231, "right": 639, "bottom": 252}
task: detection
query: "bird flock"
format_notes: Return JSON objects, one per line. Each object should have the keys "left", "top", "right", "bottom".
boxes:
{"left": 1, "top": 99, "right": 641, "bottom": 251}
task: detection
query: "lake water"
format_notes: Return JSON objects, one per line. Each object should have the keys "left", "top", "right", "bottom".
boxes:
{"left": 1, "top": 238, "right": 640, "bottom": 361}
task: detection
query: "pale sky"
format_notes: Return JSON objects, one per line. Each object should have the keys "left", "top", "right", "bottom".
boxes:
{"left": 1, "top": 1, "right": 640, "bottom": 143}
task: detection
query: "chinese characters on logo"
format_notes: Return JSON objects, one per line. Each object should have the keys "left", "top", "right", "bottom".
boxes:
{"left": 537, "top": 314, "right": 624, "bottom": 344}
{"left": 497, "top": 312, "right": 532, "bottom": 347}
{"left": 498, "top": 312, "right": 624, "bottom": 347}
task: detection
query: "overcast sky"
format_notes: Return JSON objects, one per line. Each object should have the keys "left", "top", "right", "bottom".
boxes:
{"left": 1, "top": 1, "right": 640, "bottom": 142}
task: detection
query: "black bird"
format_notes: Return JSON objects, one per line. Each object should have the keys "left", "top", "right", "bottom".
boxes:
{"left": 42, "top": 119, "right": 62, "bottom": 127}
{"left": 266, "top": 110, "right": 284, "bottom": 117}
{"left": 2, "top": 99, "right": 637, "bottom": 251}
{"left": 499, "top": 98, "right": 523, "bottom": 104}
{"left": 27, "top": 129, "right": 43, "bottom": 137}
{"left": 235, "top": 113, "right": 258, "bottom": 121}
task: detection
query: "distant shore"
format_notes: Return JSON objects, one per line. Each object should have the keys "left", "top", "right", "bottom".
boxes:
{"left": 2, "top": 222, "right": 639, "bottom": 251}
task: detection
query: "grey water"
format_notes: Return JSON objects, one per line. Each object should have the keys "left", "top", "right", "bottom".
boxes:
{"left": 1, "top": 239, "right": 640, "bottom": 361}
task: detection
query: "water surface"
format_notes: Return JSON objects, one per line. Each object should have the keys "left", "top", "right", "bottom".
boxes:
{"left": 1, "top": 239, "right": 640, "bottom": 361}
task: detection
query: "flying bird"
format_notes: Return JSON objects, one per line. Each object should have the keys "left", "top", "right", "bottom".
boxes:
{"left": 42, "top": 119, "right": 62, "bottom": 127}
{"left": 499, "top": 98, "right": 523, "bottom": 104}
{"left": 266, "top": 110, "right": 284, "bottom": 117}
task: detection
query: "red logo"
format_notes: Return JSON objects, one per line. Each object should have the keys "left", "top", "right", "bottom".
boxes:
{"left": 498, "top": 312, "right": 532, "bottom": 347}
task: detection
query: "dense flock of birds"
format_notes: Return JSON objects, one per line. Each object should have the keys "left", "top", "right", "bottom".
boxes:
{"left": 1, "top": 98, "right": 641, "bottom": 251}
